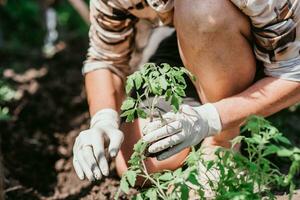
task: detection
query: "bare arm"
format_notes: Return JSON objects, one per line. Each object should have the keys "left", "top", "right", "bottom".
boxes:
{"left": 83, "top": 0, "right": 137, "bottom": 116}
{"left": 85, "top": 69, "right": 124, "bottom": 116}
{"left": 215, "top": 77, "right": 300, "bottom": 130}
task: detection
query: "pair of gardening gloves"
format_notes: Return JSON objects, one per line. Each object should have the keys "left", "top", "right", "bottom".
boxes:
{"left": 73, "top": 104, "right": 222, "bottom": 181}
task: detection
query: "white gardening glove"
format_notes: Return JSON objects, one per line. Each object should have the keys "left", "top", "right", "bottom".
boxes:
{"left": 73, "top": 109, "right": 124, "bottom": 181}
{"left": 143, "top": 104, "right": 222, "bottom": 161}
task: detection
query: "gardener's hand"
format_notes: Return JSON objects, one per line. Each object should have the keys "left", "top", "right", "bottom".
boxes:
{"left": 73, "top": 109, "right": 124, "bottom": 181}
{"left": 143, "top": 104, "right": 222, "bottom": 161}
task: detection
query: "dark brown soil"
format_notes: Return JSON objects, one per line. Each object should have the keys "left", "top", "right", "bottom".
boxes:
{"left": 0, "top": 39, "right": 131, "bottom": 200}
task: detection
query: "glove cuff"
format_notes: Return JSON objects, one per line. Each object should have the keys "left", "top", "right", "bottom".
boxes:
{"left": 194, "top": 103, "right": 222, "bottom": 136}
{"left": 90, "top": 108, "right": 119, "bottom": 129}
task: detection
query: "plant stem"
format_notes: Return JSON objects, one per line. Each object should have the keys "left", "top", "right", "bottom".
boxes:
{"left": 141, "top": 160, "right": 167, "bottom": 199}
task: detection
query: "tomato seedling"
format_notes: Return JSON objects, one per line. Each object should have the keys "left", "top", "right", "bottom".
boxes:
{"left": 116, "top": 63, "right": 299, "bottom": 200}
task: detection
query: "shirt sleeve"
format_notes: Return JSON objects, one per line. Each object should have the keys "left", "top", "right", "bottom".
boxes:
{"left": 230, "top": 0, "right": 300, "bottom": 82}
{"left": 82, "top": 0, "right": 137, "bottom": 80}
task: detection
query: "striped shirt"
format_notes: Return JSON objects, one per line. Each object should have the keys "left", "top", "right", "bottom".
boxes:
{"left": 83, "top": 0, "right": 300, "bottom": 82}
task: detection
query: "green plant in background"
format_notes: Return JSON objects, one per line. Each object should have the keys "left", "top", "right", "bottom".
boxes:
{"left": 0, "top": 0, "right": 88, "bottom": 51}
{"left": 0, "top": 0, "right": 44, "bottom": 49}
{"left": 0, "top": 81, "right": 15, "bottom": 121}
{"left": 116, "top": 63, "right": 299, "bottom": 200}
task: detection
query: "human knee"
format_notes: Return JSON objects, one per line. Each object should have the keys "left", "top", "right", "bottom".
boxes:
{"left": 174, "top": 0, "right": 250, "bottom": 37}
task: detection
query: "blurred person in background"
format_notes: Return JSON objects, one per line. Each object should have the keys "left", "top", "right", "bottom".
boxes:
{"left": 72, "top": 0, "right": 300, "bottom": 189}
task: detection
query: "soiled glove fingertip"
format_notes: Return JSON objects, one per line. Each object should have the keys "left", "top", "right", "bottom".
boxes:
{"left": 148, "top": 145, "right": 158, "bottom": 154}
{"left": 78, "top": 174, "right": 84, "bottom": 180}
{"left": 110, "top": 150, "right": 117, "bottom": 157}
{"left": 94, "top": 173, "right": 102, "bottom": 180}
{"left": 93, "top": 169, "right": 102, "bottom": 180}
{"left": 142, "top": 135, "right": 154, "bottom": 143}
{"left": 102, "top": 170, "right": 109, "bottom": 177}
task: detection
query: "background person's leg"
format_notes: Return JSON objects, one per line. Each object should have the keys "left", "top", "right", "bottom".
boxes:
{"left": 174, "top": 0, "right": 257, "bottom": 148}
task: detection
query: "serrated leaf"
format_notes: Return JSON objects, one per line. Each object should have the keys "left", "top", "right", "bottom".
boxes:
{"left": 121, "top": 98, "right": 135, "bottom": 110}
{"left": 137, "top": 108, "right": 147, "bottom": 119}
{"left": 277, "top": 148, "right": 294, "bottom": 157}
{"left": 230, "top": 136, "right": 245, "bottom": 148}
{"left": 160, "top": 63, "right": 171, "bottom": 73}
{"left": 173, "top": 168, "right": 182, "bottom": 177}
{"left": 120, "top": 109, "right": 135, "bottom": 117}
{"left": 126, "top": 170, "right": 137, "bottom": 187}
{"left": 126, "top": 77, "right": 134, "bottom": 94}
{"left": 165, "top": 89, "right": 172, "bottom": 102}
{"left": 151, "top": 71, "right": 160, "bottom": 78}
{"left": 276, "top": 135, "right": 292, "bottom": 145}
{"left": 126, "top": 112, "right": 135, "bottom": 122}
{"left": 188, "top": 173, "right": 199, "bottom": 186}
{"left": 135, "top": 72, "right": 143, "bottom": 90}
{"left": 175, "top": 86, "right": 186, "bottom": 97}
{"left": 159, "top": 172, "right": 173, "bottom": 181}
{"left": 175, "top": 75, "right": 186, "bottom": 85}
{"left": 120, "top": 177, "right": 130, "bottom": 194}
{"left": 133, "top": 140, "right": 148, "bottom": 153}
{"left": 145, "top": 189, "right": 157, "bottom": 200}
{"left": 171, "top": 94, "right": 181, "bottom": 112}
{"left": 263, "top": 145, "right": 280, "bottom": 156}
{"left": 206, "top": 160, "right": 215, "bottom": 171}
{"left": 151, "top": 82, "right": 162, "bottom": 95}
{"left": 159, "top": 76, "right": 168, "bottom": 90}
{"left": 180, "top": 184, "right": 189, "bottom": 200}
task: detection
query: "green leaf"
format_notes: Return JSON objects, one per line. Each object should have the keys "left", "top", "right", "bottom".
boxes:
{"left": 206, "top": 160, "right": 215, "bottom": 171}
{"left": 159, "top": 172, "right": 173, "bottom": 181}
{"left": 175, "top": 74, "right": 186, "bottom": 85}
{"left": 120, "top": 109, "right": 135, "bottom": 117}
{"left": 135, "top": 72, "right": 143, "bottom": 90}
{"left": 120, "top": 177, "right": 130, "bottom": 194}
{"left": 175, "top": 86, "right": 186, "bottom": 97}
{"left": 165, "top": 89, "right": 172, "bottom": 101}
{"left": 230, "top": 136, "right": 245, "bottom": 148}
{"left": 188, "top": 173, "right": 199, "bottom": 186}
{"left": 171, "top": 94, "right": 181, "bottom": 112}
{"left": 126, "top": 170, "right": 137, "bottom": 187}
{"left": 151, "top": 81, "right": 162, "bottom": 95}
{"left": 252, "top": 134, "right": 263, "bottom": 144}
{"left": 134, "top": 193, "right": 143, "bottom": 200}
{"left": 145, "top": 189, "right": 157, "bottom": 200}
{"left": 173, "top": 168, "right": 182, "bottom": 177}
{"left": 128, "top": 152, "right": 140, "bottom": 166}
{"left": 142, "top": 63, "right": 156, "bottom": 75}
{"left": 133, "top": 140, "right": 148, "bottom": 153}
{"left": 125, "top": 76, "right": 134, "bottom": 94}
{"left": 180, "top": 184, "right": 189, "bottom": 200}
{"left": 263, "top": 145, "right": 280, "bottom": 156}
{"left": 121, "top": 98, "right": 135, "bottom": 110}
{"left": 277, "top": 148, "right": 294, "bottom": 157}
{"left": 160, "top": 63, "right": 171, "bottom": 73}
{"left": 159, "top": 76, "right": 168, "bottom": 90}
{"left": 137, "top": 108, "right": 147, "bottom": 119}
{"left": 276, "top": 135, "right": 292, "bottom": 145}
{"left": 150, "top": 71, "right": 160, "bottom": 78}
{"left": 126, "top": 112, "right": 135, "bottom": 122}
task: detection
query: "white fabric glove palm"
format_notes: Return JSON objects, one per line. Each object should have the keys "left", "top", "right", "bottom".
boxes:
{"left": 73, "top": 109, "right": 124, "bottom": 181}
{"left": 143, "top": 104, "right": 222, "bottom": 161}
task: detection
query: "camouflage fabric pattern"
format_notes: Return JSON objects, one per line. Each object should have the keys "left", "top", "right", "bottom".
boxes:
{"left": 83, "top": 0, "right": 300, "bottom": 82}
